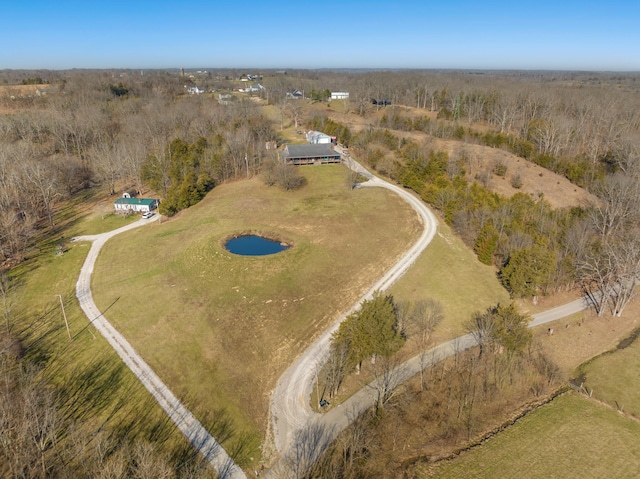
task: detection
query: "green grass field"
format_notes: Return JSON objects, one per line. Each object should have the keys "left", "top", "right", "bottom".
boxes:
{"left": 9, "top": 218, "right": 194, "bottom": 462}
{"left": 90, "top": 165, "right": 421, "bottom": 452}
{"left": 580, "top": 336, "right": 640, "bottom": 419}
{"left": 418, "top": 392, "right": 640, "bottom": 479}
{"left": 11, "top": 162, "right": 514, "bottom": 467}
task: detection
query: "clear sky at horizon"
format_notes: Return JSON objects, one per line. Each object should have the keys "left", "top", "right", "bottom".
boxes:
{"left": 2, "top": 0, "right": 639, "bottom": 71}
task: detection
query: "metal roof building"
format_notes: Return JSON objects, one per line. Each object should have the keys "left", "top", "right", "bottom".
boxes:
{"left": 280, "top": 144, "right": 341, "bottom": 165}
{"left": 114, "top": 197, "right": 159, "bottom": 213}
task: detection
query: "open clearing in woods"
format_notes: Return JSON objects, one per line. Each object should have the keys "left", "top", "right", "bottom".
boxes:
{"left": 10, "top": 94, "right": 625, "bottom": 472}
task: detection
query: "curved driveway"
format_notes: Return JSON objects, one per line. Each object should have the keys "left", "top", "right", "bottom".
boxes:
{"left": 73, "top": 168, "right": 590, "bottom": 478}
{"left": 74, "top": 215, "right": 246, "bottom": 479}
{"left": 269, "top": 158, "right": 439, "bottom": 454}
{"left": 269, "top": 157, "right": 592, "bottom": 470}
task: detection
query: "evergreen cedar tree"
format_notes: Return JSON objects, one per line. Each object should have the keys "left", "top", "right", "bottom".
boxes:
{"left": 141, "top": 137, "right": 214, "bottom": 216}
{"left": 332, "top": 292, "right": 404, "bottom": 371}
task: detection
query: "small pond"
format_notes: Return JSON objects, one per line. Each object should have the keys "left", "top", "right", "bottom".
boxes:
{"left": 225, "top": 235, "right": 290, "bottom": 256}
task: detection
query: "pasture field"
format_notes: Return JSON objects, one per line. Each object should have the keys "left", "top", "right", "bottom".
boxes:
{"left": 90, "top": 165, "right": 421, "bottom": 450}
{"left": 580, "top": 334, "right": 640, "bottom": 419}
{"left": 417, "top": 392, "right": 640, "bottom": 479}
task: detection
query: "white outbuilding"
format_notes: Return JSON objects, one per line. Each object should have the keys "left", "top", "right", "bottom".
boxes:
{"left": 306, "top": 131, "right": 334, "bottom": 144}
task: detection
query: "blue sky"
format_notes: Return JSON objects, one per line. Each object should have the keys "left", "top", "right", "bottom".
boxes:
{"left": 2, "top": 0, "right": 639, "bottom": 71}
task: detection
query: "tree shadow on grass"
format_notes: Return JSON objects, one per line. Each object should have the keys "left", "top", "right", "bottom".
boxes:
{"left": 176, "top": 397, "right": 261, "bottom": 468}
{"left": 18, "top": 303, "right": 67, "bottom": 367}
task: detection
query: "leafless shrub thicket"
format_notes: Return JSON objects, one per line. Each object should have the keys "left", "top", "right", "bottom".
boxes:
{"left": 308, "top": 339, "right": 561, "bottom": 478}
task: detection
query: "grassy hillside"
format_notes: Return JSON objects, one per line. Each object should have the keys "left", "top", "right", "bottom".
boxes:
{"left": 90, "top": 165, "right": 421, "bottom": 451}
{"left": 580, "top": 333, "right": 640, "bottom": 418}
{"left": 390, "top": 220, "right": 510, "bottom": 341}
{"left": 9, "top": 210, "right": 193, "bottom": 464}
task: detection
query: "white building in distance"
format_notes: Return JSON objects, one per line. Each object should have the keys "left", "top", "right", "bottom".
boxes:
{"left": 331, "top": 92, "right": 349, "bottom": 100}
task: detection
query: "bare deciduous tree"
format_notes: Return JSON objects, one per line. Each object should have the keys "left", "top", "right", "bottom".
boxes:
{"left": 589, "top": 172, "right": 640, "bottom": 239}
{"left": 22, "top": 158, "right": 62, "bottom": 227}
{"left": 367, "top": 355, "right": 406, "bottom": 412}
{"left": 579, "top": 233, "right": 640, "bottom": 317}
{"left": 405, "top": 299, "right": 443, "bottom": 390}
{"left": 279, "top": 422, "right": 334, "bottom": 479}
{"left": 89, "top": 142, "right": 124, "bottom": 196}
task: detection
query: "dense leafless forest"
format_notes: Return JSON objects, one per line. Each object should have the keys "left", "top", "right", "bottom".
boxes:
{"left": 2, "top": 68, "right": 640, "bottom": 477}
{"left": 2, "top": 68, "right": 640, "bottom": 270}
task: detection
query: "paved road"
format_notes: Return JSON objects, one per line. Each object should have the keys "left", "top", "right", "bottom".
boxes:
{"left": 269, "top": 157, "right": 439, "bottom": 456}
{"left": 74, "top": 215, "right": 246, "bottom": 479}
{"left": 529, "top": 296, "right": 591, "bottom": 327}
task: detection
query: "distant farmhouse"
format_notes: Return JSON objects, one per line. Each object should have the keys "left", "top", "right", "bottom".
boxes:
{"left": 114, "top": 193, "right": 159, "bottom": 214}
{"left": 237, "top": 84, "right": 264, "bottom": 93}
{"left": 280, "top": 144, "right": 341, "bottom": 165}
{"left": 240, "top": 74, "right": 262, "bottom": 82}
{"left": 331, "top": 91, "right": 349, "bottom": 100}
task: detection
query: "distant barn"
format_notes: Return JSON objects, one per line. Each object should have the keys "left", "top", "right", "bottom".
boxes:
{"left": 331, "top": 91, "right": 349, "bottom": 100}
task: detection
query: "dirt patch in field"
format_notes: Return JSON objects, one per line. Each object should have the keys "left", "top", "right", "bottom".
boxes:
{"left": 0, "top": 84, "right": 50, "bottom": 114}
{"left": 0, "top": 84, "right": 44, "bottom": 96}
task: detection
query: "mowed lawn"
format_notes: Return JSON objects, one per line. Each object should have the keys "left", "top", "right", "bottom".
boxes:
{"left": 90, "top": 165, "right": 422, "bottom": 448}
{"left": 418, "top": 392, "right": 640, "bottom": 479}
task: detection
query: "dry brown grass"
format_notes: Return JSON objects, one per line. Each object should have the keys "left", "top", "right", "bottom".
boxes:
{"left": 300, "top": 101, "right": 597, "bottom": 209}
{"left": 428, "top": 136, "right": 597, "bottom": 209}
{"left": 531, "top": 301, "right": 640, "bottom": 377}
{"left": 0, "top": 84, "right": 48, "bottom": 114}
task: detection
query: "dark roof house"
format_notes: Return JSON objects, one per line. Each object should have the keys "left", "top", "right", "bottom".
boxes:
{"left": 280, "top": 144, "right": 341, "bottom": 165}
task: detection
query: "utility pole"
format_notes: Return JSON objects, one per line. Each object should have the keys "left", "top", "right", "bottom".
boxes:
{"left": 57, "top": 294, "right": 71, "bottom": 341}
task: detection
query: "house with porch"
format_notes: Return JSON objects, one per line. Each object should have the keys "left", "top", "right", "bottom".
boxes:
{"left": 113, "top": 195, "right": 159, "bottom": 214}
{"left": 280, "top": 144, "right": 341, "bottom": 165}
